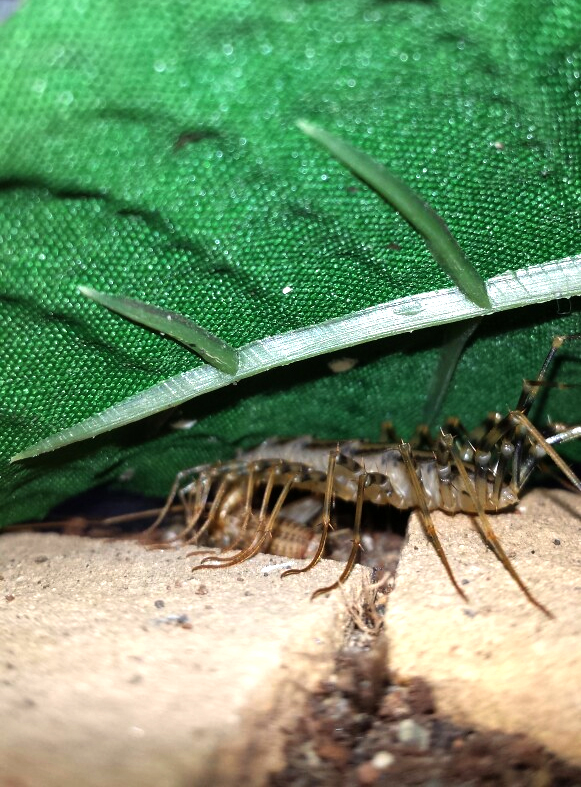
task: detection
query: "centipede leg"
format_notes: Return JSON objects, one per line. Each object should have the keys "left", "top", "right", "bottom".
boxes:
{"left": 517, "top": 333, "right": 581, "bottom": 415}
{"left": 491, "top": 439, "right": 515, "bottom": 508}
{"left": 483, "top": 334, "right": 581, "bottom": 453}
{"left": 140, "top": 464, "right": 203, "bottom": 539}
{"left": 510, "top": 411, "right": 581, "bottom": 494}
{"left": 311, "top": 472, "right": 366, "bottom": 600}
{"left": 443, "top": 433, "right": 554, "bottom": 618}
{"left": 399, "top": 441, "right": 468, "bottom": 603}
{"left": 191, "top": 473, "right": 297, "bottom": 571}
{"left": 183, "top": 463, "right": 259, "bottom": 557}
{"left": 179, "top": 471, "right": 217, "bottom": 541}
{"left": 180, "top": 473, "right": 228, "bottom": 544}
{"left": 380, "top": 421, "right": 399, "bottom": 442}
{"left": 282, "top": 448, "right": 338, "bottom": 579}
{"left": 189, "top": 463, "right": 278, "bottom": 563}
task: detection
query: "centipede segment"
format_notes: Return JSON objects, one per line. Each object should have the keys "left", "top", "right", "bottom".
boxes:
{"left": 145, "top": 335, "right": 581, "bottom": 616}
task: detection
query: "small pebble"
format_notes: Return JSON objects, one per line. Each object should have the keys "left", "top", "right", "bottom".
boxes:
{"left": 154, "top": 599, "right": 165, "bottom": 609}
{"left": 153, "top": 613, "right": 191, "bottom": 627}
{"left": 357, "top": 762, "right": 379, "bottom": 785}
{"left": 34, "top": 556, "right": 49, "bottom": 564}
{"left": 316, "top": 739, "right": 349, "bottom": 767}
{"left": 371, "top": 751, "right": 394, "bottom": 770}
{"left": 262, "top": 561, "right": 294, "bottom": 575}
{"left": 397, "top": 718, "right": 430, "bottom": 751}
{"left": 379, "top": 688, "right": 410, "bottom": 719}
{"left": 553, "top": 539, "right": 561, "bottom": 546}
{"left": 328, "top": 357, "right": 358, "bottom": 374}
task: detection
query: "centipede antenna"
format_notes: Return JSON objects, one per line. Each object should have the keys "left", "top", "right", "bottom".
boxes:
{"left": 282, "top": 447, "right": 338, "bottom": 579}
{"left": 311, "top": 472, "right": 366, "bottom": 600}
{"left": 448, "top": 437, "right": 554, "bottom": 618}
{"left": 6, "top": 505, "right": 186, "bottom": 535}
{"left": 400, "top": 441, "right": 468, "bottom": 602}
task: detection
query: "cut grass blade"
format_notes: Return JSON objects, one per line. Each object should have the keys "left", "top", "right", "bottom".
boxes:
{"left": 422, "top": 317, "right": 481, "bottom": 427}
{"left": 298, "top": 120, "right": 491, "bottom": 311}
{"left": 11, "top": 256, "right": 581, "bottom": 462}
{"left": 78, "top": 285, "right": 239, "bottom": 376}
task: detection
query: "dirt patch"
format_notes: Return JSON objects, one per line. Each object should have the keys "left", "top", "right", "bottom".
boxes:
{"left": 271, "top": 639, "right": 581, "bottom": 786}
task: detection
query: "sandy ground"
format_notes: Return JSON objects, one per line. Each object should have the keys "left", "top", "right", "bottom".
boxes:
{"left": 388, "top": 488, "right": 581, "bottom": 766}
{"left": 1, "top": 488, "right": 580, "bottom": 785}
{"left": 0, "top": 534, "right": 365, "bottom": 787}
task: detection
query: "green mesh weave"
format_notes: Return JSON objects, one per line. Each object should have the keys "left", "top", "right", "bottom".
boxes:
{"left": 0, "top": 0, "right": 579, "bottom": 526}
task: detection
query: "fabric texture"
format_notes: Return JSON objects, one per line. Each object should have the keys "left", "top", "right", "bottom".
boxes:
{"left": 0, "top": 0, "right": 579, "bottom": 525}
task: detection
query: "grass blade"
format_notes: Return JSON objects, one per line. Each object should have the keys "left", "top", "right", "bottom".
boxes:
{"left": 11, "top": 256, "right": 580, "bottom": 461}
{"left": 423, "top": 317, "right": 481, "bottom": 426}
{"left": 78, "top": 285, "right": 239, "bottom": 375}
{"left": 298, "top": 120, "right": 491, "bottom": 310}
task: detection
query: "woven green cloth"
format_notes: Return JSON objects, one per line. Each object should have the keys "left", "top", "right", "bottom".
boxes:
{"left": 0, "top": 0, "right": 579, "bottom": 526}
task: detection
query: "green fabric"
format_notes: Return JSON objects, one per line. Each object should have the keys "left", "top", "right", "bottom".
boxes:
{"left": 0, "top": 0, "right": 579, "bottom": 526}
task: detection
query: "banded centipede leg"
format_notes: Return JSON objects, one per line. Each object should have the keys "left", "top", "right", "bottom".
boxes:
{"left": 191, "top": 472, "right": 297, "bottom": 571}
{"left": 516, "top": 333, "right": 581, "bottom": 415}
{"left": 442, "top": 433, "right": 554, "bottom": 618}
{"left": 399, "top": 441, "right": 468, "bottom": 603}
{"left": 483, "top": 335, "right": 581, "bottom": 464}
{"left": 213, "top": 464, "right": 258, "bottom": 553}
{"left": 311, "top": 472, "right": 367, "bottom": 600}
{"left": 140, "top": 464, "right": 204, "bottom": 539}
{"left": 282, "top": 448, "right": 338, "bottom": 579}
{"left": 181, "top": 472, "right": 233, "bottom": 545}
{"left": 189, "top": 463, "right": 279, "bottom": 563}
{"left": 510, "top": 411, "right": 581, "bottom": 494}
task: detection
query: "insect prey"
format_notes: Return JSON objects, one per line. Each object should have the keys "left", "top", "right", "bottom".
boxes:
{"left": 145, "top": 334, "right": 581, "bottom": 618}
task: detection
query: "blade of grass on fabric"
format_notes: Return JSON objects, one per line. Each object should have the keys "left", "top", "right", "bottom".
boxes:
{"left": 422, "top": 317, "right": 481, "bottom": 427}
{"left": 11, "top": 255, "right": 581, "bottom": 462}
{"left": 78, "top": 286, "right": 239, "bottom": 375}
{"left": 297, "top": 120, "right": 491, "bottom": 311}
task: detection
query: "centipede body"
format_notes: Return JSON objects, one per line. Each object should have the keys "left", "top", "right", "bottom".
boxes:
{"left": 144, "top": 335, "right": 581, "bottom": 618}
